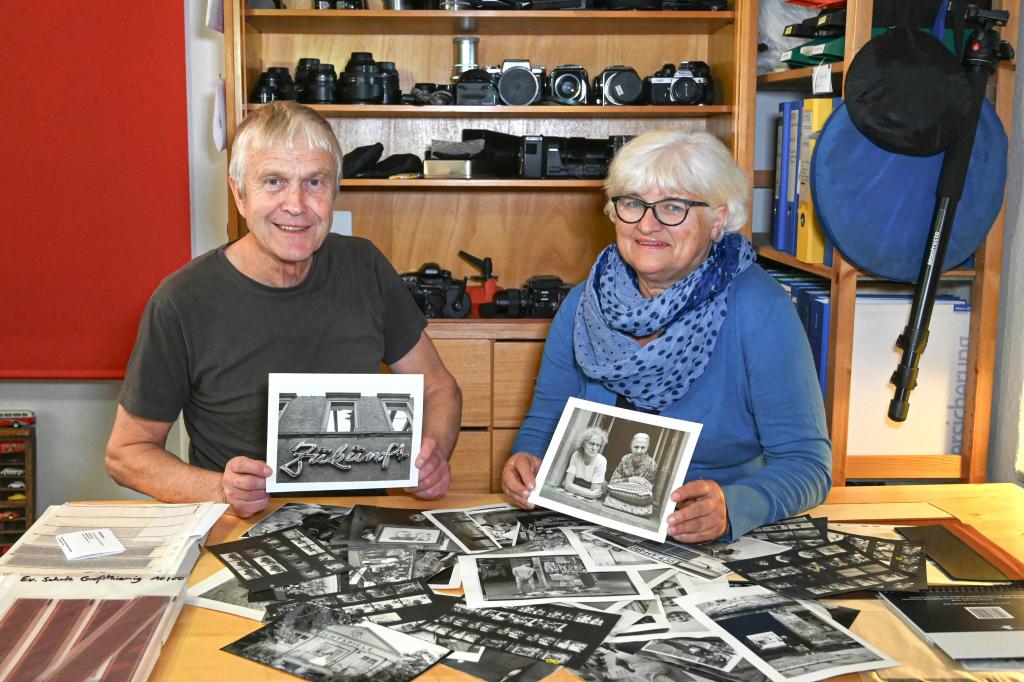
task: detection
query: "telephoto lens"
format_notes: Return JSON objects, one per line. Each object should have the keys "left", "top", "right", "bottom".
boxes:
{"left": 266, "top": 67, "right": 297, "bottom": 100}
{"left": 301, "top": 63, "right": 337, "bottom": 104}
{"left": 339, "top": 52, "right": 384, "bottom": 104}
{"left": 377, "top": 62, "right": 402, "bottom": 104}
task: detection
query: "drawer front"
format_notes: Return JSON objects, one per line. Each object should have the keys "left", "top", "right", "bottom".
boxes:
{"left": 492, "top": 341, "right": 544, "bottom": 428}
{"left": 490, "top": 428, "right": 519, "bottom": 494}
{"left": 433, "top": 339, "right": 492, "bottom": 428}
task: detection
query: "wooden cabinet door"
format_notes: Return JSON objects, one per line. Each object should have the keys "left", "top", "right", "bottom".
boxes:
{"left": 448, "top": 430, "right": 491, "bottom": 494}
{"left": 433, "top": 339, "right": 491, "bottom": 428}
{"left": 490, "top": 428, "right": 519, "bottom": 495}
{"left": 493, "top": 341, "right": 545, "bottom": 429}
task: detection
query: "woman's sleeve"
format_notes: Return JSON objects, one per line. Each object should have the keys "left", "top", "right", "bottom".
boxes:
{"left": 512, "top": 289, "right": 584, "bottom": 458}
{"left": 562, "top": 452, "right": 578, "bottom": 486}
{"left": 720, "top": 289, "right": 833, "bottom": 540}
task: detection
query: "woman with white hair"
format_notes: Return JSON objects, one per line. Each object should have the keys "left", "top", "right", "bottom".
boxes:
{"left": 561, "top": 426, "right": 610, "bottom": 500}
{"left": 502, "top": 129, "right": 831, "bottom": 543}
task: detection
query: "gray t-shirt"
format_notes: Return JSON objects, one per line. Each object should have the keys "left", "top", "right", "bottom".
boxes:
{"left": 119, "top": 235, "right": 426, "bottom": 472}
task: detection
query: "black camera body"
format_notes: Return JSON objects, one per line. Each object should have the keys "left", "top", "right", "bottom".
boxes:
{"left": 547, "top": 65, "right": 590, "bottom": 104}
{"left": 646, "top": 61, "right": 714, "bottom": 105}
{"left": 520, "top": 135, "right": 632, "bottom": 179}
{"left": 496, "top": 59, "right": 546, "bottom": 106}
{"left": 480, "top": 276, "right": 572, "bottom": 318}
{"left": 456, "top": 69, "right": 499, "bottom": 105}
{"left": 400, "top": 263, "right": 471, "bottom": 319}
{"left": 593, "top": 66, "right": 644, "bottom": 105}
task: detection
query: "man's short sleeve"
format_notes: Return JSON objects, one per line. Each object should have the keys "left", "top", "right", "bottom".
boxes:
{"left": 119, "top": 291, "right": 191, "bottom": 422}
{"left": 369, "top": 246, "right": 427, "bottom": 365}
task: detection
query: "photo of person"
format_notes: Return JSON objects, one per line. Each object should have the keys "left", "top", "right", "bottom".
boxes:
{"left": 561, "top": 427, "right": 609, "bottom": 501}
{"left": 527, "top": 398, "right": 701, "bottom": 542}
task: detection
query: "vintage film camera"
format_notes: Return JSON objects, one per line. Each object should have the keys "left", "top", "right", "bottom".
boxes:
{"left": 546, "top": 65, "right": 591, "bottom": 104}
{"left": 520, "top": 135, "right": 632, "bottom": 179}
{"left": 455, "top": 69, "right": 499, "bottom": 105}
{"left": 480, "top": 276, "right": 572, "bottom": 318}
{"left": 593, "top": 66, "right": 644, "bottom": 105}
{"left": 400, "top": 263, "right": 471, "bottom": 318}
{"left": 494, "top": 59, "right": 547, "bottom": 106}
{"left": 645, "top": 61, "right": 714, "bottom": 105}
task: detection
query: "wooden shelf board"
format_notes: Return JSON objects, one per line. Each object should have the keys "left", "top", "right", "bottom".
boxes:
{"left": 757, "top": 62, "right": 845, "bottom": 90}
{"left": 426, "top": 318, "right": 550, "bottom": 340}
{"left": 844, "top": 454, "right": 963, "bottom": 480}
{"left": 755, "top": 244, "right": 976, "bottom": 281}
{"left": 340, "top": 178, "right": 604, "bottom": 189}
{"left": 247, "top": 103, "right": 733, "bottom": 118}
{"left": 0, "top": 502, "right": 27, "bottom": 509}
{"left": 245, "top": 9, "right": 735, "bottom": 35}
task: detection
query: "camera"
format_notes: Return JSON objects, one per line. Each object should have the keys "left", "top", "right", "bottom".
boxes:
{"left": 546, "top": 65, "right": 590, "bottom": 104}
{"left": 496, "top": 59, "right": 546, "bottom": 106}
{"left": 520, "top": 135, "right": 632, "bottom": 178}
{"left": 645, "top": 61, "right": 713, "bottom": 105}
{"left": 400, "top": 263, "right": 471, "bottom": 319}
{"left": 480, "top": 276, "right": 572, "bottom": 318}
{"left": 456, "top": 69, "right": 499, "bottom": 105}
{"left": 338, "top": 52, "right": 384, "bottom": 104}
{"left": 593, "top": 66, "right": 644, "bottom": 106}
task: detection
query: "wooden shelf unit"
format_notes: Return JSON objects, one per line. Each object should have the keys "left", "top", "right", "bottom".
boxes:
{"left": 752, "top": 0, "right": 1017, "bottom": 485}
{"left": 0, "top": 428, "right": 35, "bottom": 555}
{"left": 224, "top": 1, "right": 757, "bottom": 492}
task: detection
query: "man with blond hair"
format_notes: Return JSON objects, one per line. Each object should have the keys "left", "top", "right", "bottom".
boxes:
{"left": 107, "top": 102, "right": 461, "bottom": 516}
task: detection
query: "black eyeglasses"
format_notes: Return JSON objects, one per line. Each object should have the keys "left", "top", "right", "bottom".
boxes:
{"left": 610, "top": 196, "right": 709, "bottom": 226}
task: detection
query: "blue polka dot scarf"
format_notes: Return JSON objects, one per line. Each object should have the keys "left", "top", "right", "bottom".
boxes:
{"left": 573, "top": 232, "right": 756, "bottom": 411}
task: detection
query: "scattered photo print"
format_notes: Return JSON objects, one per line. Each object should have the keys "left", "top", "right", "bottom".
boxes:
{"left": 266, "top": 373, "right": 423, "bottom": 492}
{"left": 570, "top": 642, "right": 702, "bottom": 682}
{"left": 444, "top": 649, "right": 560, "bottom": 682}
{"left": 262, "top": 578, "right": 453, "bottom": 627}
{"left": 589, "top": 529, "right": 731, "bottom": 581}
{"left": 243, "top": 502, "right": 352, "bottom": 539}
{"left": 562, "top": 527, "right": 666, "bottom": 572}
{"left": 348, "top": 506, "right": 446, "bottom": 550}
{"left": 224, "top": 607, "right": 449, "bottom": 682}
{"left": 676, "top": 585, "right": 895, "bottom": 682}
{"left": 375, "top": 525, "right": 443, "bottom": 546}
{"left": 349, "top": 547, "right": 416, "bottom": 585}
{"left": 207, "top": 527, "right": 352, "bottom": 592}
{"left": 527, "top": 398, "right": 701, "bottom": 542}
{"left": 423, "top": 506, "right": 505, "bottom": 553}
{"left": 186, "top": 568, "right": 268, "bottom": 621}
{"left": 460, "top": 552, "right": 651, "bottom": 608}
{"left": 747, "top": 516, "right": 830, "bottom": 548}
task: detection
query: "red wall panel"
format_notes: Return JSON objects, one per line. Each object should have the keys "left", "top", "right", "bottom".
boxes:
{"left": 1, "top": 6, "right": 192, "bottom": 379}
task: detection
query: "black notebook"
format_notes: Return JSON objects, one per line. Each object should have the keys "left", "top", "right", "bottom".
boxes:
{"left": 878, "top": 585, "right": 1024, "bottom": 662}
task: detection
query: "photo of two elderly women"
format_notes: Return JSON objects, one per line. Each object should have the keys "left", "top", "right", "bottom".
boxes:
{"left": 528, "top": 398, "right": 700, "bottom": 542}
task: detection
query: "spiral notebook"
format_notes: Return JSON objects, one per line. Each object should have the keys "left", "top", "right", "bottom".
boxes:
{"left": 878, "top": 585, "right": 1024, "bottom": 662}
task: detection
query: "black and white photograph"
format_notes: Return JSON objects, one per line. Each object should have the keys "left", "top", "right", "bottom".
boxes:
{"left": 265, "top": 373, "right": 423, "bottom": 492}
{"left": 691, "top": 536, "right": 790, "bottom": 563}
{"left": 186, "top": 567, "right": 268, "bottom": 621}
{"left": 242, "top": 502, "right": 353, "bottom": 539}
{"left": 466, "top": 505, "right": 522, "bottom": 548}
{"left": 347, "top": 505, "right": 448, "bottom": 551}
{"left": 262, "top": 578, "right": 454, "bottom": 627}
{"left": 676, "top": 585, "right": 896, "bottom": 682}
{"left": 590, "top": 528, "right": 732, "bottom": 581}
{"left": 348, "top": 547, "right": 416, "bottom": 585}
{"left": 640, "top": 635, "right": 743, "bottom": 674}
{"left": 527, "top": 397, "right": 701, "bottom": 542}
{"left": 747, "top": 516, "right": 830, "bottom": 548}
{"left": 375, "top": 525, "right": 443, "bottom": 546}
{"left": 207, "top": 527, "right": 352, "bottom": 592}
{"left": 459, "top": 552, "right": 652, "bottom": 608}
{"left": 563, "top": 527, "right": 669, "bottom": 572}
{"left": 571, "top": 642, "right": 705, "bottom": 682}
{"left": 415, "top": 601, "right": 621, "bottom": 667}
{"left": 423, "top": 506, "right": 506, "bottom": 553}
{"left": 223, "top": 605, "right": 450, "bottom": 682}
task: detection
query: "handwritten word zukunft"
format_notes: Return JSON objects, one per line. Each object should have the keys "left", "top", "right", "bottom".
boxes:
{"left": 280, "top": 442, "right": 407, "bottom": 478}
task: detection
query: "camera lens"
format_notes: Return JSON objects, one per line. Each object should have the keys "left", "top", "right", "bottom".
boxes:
{"left": 428, "top": 85, "right": 456, "bottom": 105}
{"left": 377, "top": 62, "right": 401, "bottom": 104}
{"left": 411, "top": 82, "right": 437, "bottom": 104}
{"left": 604, "top": 69, "right": 643, "bottom": 105}
{"left": 553, "top": 74, "right": 583, "bottom": 100}
{"left": 671, "top": 78, "right": 700, "bottom": 104}
{"left": 301, "top": 64, "right": 337, "bottom": 104}
{"left": 340, "top": 52, "right": 384, "bottom": 104}
{"left": 498, "top": 67, "right": 541, "bottom": 106}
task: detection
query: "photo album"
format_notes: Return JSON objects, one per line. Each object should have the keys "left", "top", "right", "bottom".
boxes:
{"left": 265, "top": 373, "right": 423, "bottom": 492}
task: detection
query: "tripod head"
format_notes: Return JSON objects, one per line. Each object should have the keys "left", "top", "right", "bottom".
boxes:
{"left": 963, "top": 6, "right": 1014, "bottom": 72}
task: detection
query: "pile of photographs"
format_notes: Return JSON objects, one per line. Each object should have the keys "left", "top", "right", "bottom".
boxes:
{"left": 188, "top": 500, "right": 938, "bottom": 682}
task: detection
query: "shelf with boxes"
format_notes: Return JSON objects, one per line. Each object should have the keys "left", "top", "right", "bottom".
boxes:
{"left": 225, "top": 0, "right": 758, "bottom": 492}
{"left": 752, "top": 0, "right": 1016, "bottom": 485}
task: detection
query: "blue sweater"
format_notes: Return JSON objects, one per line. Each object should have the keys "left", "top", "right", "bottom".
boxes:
{"left": 512, "top": 264, "right": 832, "bottom": 540}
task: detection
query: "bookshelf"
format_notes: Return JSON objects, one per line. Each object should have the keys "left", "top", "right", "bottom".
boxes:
{"left": 0, "top": 428, "right": 35, "bottom": 555}
{"left": 753, "top": 0, "right": 1017, "bottom": 485}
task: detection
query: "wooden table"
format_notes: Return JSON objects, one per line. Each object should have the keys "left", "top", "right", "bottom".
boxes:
{"left": 151, "top": 484, "right": 1024, "bottom": 681}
